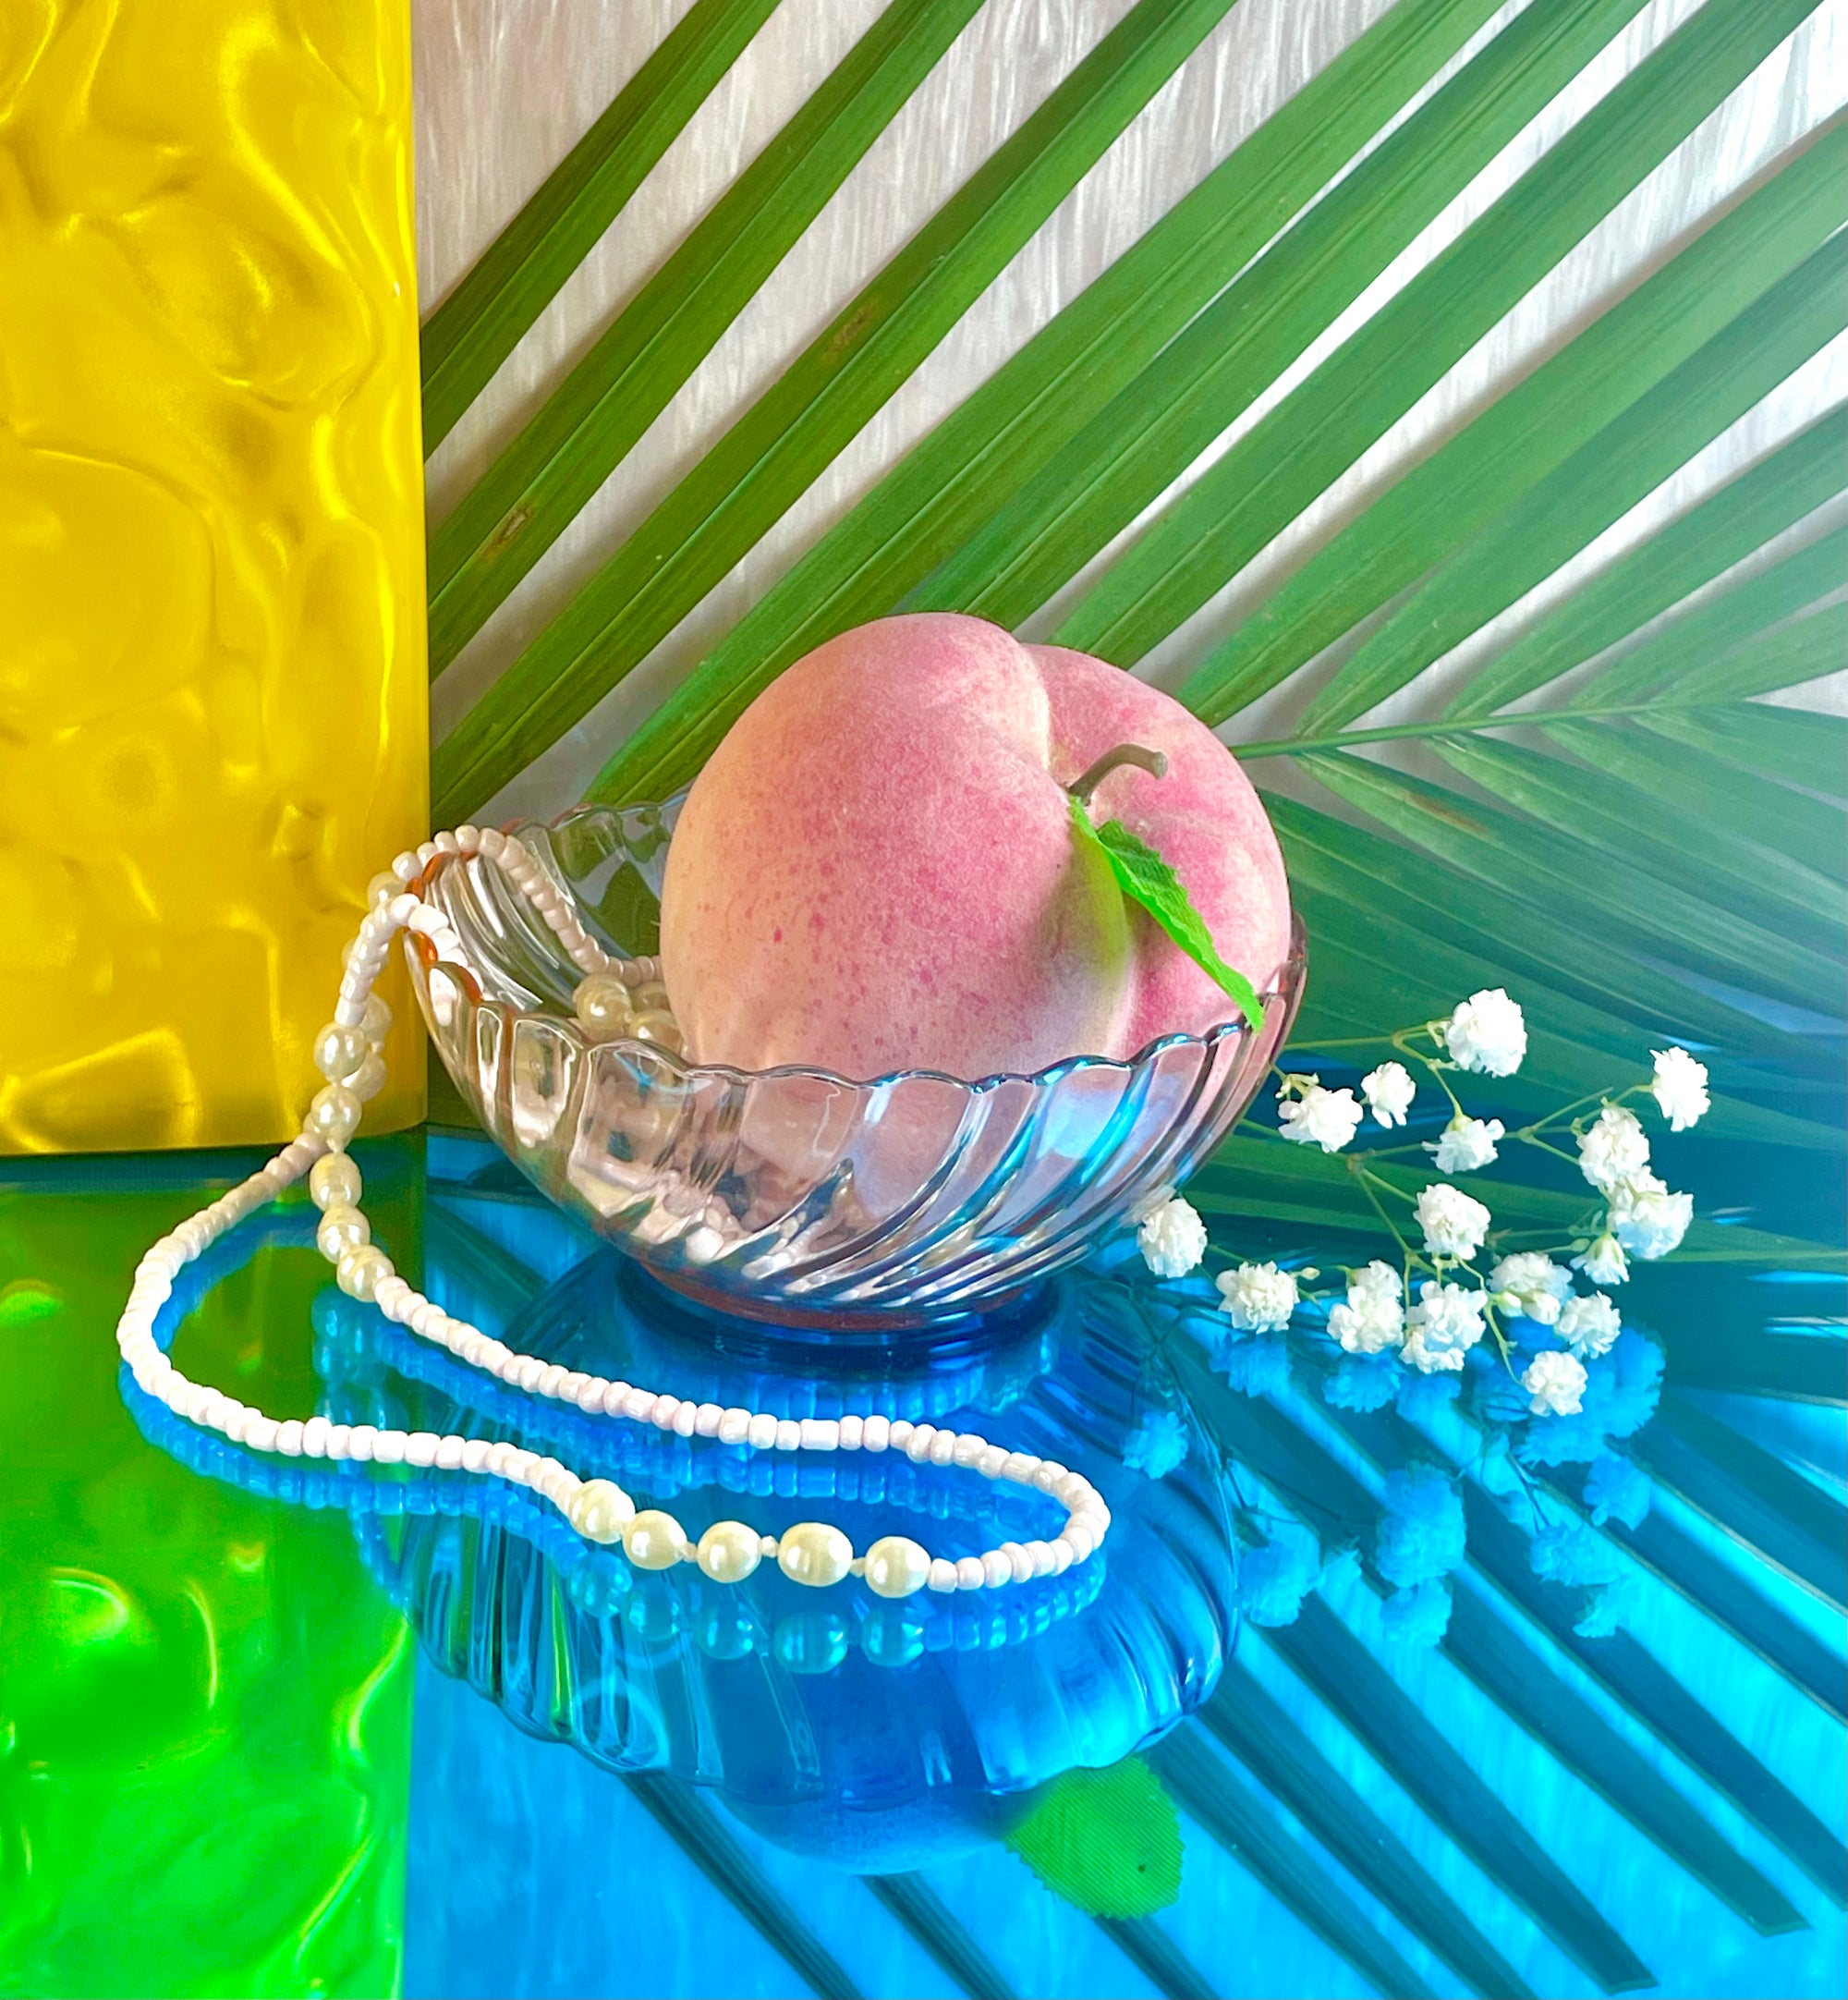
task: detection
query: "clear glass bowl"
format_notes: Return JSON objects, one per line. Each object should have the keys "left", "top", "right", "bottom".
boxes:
{"left": 407, "top": 802, "right": 1304, "bottom": 1326}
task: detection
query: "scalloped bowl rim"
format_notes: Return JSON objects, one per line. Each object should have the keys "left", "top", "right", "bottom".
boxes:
{"left": 413, "top": 812, "right": 1307, "bottom": 1098}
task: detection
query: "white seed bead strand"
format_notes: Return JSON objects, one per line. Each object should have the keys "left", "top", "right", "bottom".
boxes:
{"left": 113, "top": 823, "right": 1114, "bottom": 1594}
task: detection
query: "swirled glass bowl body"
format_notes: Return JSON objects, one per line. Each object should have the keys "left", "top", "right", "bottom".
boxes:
{"left": 407, "top": 802, "right": 1304, "bottom": 1325}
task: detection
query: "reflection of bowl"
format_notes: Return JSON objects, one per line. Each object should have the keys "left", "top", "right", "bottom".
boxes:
{"left": 408, "top": 802, "right": 1304, "bottom": 1327}
{"left": 345, "top": 1250, "right": 1237, "bottom": 1873}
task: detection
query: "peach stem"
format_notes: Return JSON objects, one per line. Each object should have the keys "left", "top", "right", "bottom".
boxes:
{"left": 1065, "top": 742, "right": 1169, "bottom": 806}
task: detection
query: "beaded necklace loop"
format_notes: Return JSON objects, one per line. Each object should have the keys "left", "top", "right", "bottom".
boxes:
{"left": 115, "top": 825, "right": 1112, "bottom": 1598}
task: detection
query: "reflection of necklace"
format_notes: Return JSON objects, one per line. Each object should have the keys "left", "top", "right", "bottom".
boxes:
{"left": 115, "top": 823, "right": 1111, "bottom": 1599}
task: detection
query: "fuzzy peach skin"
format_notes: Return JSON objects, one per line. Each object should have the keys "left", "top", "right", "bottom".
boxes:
{"left": 659, "top": 612, "right": 1292, "bottom": 1082}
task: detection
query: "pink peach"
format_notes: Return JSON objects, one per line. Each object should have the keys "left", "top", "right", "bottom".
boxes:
{"left": 660, "top": 613, "right": 1291, "bottom": 1081}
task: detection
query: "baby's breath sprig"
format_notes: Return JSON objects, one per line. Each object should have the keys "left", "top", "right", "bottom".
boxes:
{"left": 1137, "top": 988, "right": 1709, "bottom": 1415}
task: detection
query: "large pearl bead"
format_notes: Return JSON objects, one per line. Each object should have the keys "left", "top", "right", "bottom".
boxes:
{"left": 568, "top": 1480, "right": 633, "bottom": 1544}
{"left": 360, "top": 994, "right": 392, "bottom": 1046}
{"left": 335, "top": 1245, "right": 392, "bottom": 1301}
{"left": 697, "top": 1520, "right": 761, "bottom": 1584}
{"left": 572, "top": 974, "right": 632, "bottom": 1041}
{"left": 313, "top": 1021, "right": 368, "bottom": 1083}
{"left": 623, "top": 1509, "right": 687, "bottom": 1570}
{"left": 347, "top": 1051, "right": 388, "bottom": 1102}
{"left": 306, "top": 1083, "right": 361, "bottom": 1147}
{"left": 309, "top": 1153, "right": 362, "bottom": 1212}
{"left": 777, "top": 1521, "right": 853, "bottom": 1589}
{"left": 862, "top": 1534, "right": 931, "bottom": 1600}
{"left": 315, "top": 1205, "right": 370, "bottom": 1261}
{"left": 628, "top": 1009, "right": 684, "bottom": 1054}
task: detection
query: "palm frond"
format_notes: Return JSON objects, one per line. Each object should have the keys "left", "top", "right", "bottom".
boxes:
{"left": 418, "top": 0, "right": 782, "bottom": 452}
{"left": 432, "top": 0, "right": 1243, "bottom": 821}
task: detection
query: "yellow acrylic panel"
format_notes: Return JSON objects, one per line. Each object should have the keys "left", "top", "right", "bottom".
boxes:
{"left": 0, "top": 0, "right": 427, "bottom": 1152}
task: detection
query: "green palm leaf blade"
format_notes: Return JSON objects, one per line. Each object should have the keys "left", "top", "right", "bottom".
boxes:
{"left": 1051, "top": 0, "right": 1821, "bottom": 677}
{"left": 1290, "top": 230, "right": 1848, "bottom": 737}
{"left": 1430, "top": 731, "right": 1847, "bottom": 943}
{"left": 1447, "top": 407, "right": 1845, "bottom": 719}
{"left": 1263, "top": 787, "right": 1820, "bottom": 1068}
{"left": 425, "top": 0, "right": 988, "bottom": 677}
{"left": 1289, "top": 880, "right": 1837, "bottom": 1151}
{"left": 1541, "top": 715, "right": 1846, "bottom": 884}
{"left": 1300, "top": 750, "right": 1844, "bottom": 1015}
{"left": 1183, "top": 127, "right": 1846, "bottom": 727}
{"left": 899, "top": 0, "right": 1652, "bottom": 632}
{"left": 1550, "top": 515, "right": 1847, "bottom": 708}
{"left": 431, "top": 0, "right": 1240, "bottom": 823}
{"left": 418, "top": 0, "right": 780, "bottom": 453}
{"left": 584, "top": 0, "right": 1523, "bottom": 810}
{"left": 1640, "top": 701, "right": 1846, "bottom": 799}
{"left": 1666, "top": 591, "right": 1848, "bottom": 705}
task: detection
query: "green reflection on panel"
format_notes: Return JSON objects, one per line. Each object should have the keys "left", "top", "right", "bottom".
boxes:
{"left": 0, "top": 1141, "right": 420, "bottom": 1997}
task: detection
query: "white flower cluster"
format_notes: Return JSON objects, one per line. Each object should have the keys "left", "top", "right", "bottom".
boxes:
{"left": 1651, "top": 1045, "right": 1710, "bottom": 1131}
{"left": 1522, "top": 1348, "right": 1587, "bottom": 1416}
{"left": 1572, "top": 1087, "right": 1699, "bottom": 1281}
{"left": 1362, "top": 1061, "right": 1416, "bottom": 1128}
{"left": 1429, "top": 1115, "right": 1504, "bottom": 1174}
{"left": 1217, "top": 1261, "right": 1299, "bottom": 1333}
{"left": 1402, "top": 1281, "right": 1486, "bottom": 1374}
{"left": 1329, "top": 1262, "right": 1404, "bottom": 1354}
{"left": 1489, "top": 1251, "right": 1572, "bottom": 1325}
{"left": 1119, "top": 998, "right": 1709, "bottom": 1446}
{"left": 1137, "top": 1195, "right": 1207, "bottom": 1278}
{"left": 1439, "top": 989, "right": 1527, "bottom": 1077}
{"left": 1415, "top": 1182, "right": 1490, "bottom": 1262}
{"left": 1489, "top": 1248, "right": 1621, "bottom": 1395}
{"left": 1276, "top": 1074, "right": 1363, "bottom": 1153}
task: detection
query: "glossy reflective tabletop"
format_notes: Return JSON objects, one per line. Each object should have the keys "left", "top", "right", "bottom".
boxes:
{"left": 3, "top": 1130, "right": 1842, "bottom": 2000}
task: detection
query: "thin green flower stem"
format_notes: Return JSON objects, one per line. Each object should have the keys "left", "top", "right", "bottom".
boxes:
{"left": 1484, "top": 1302, "right": 1517, "bottom": 1374}
{"left": 1346, "top": 1161, "right": 1423, "bottom": 1294}
{"left": 1517, "top": 1134, "right": 1588, "bottom": 1167}
{"left": 1388, "top": 1025, "right": 1466, "bottom": 1120}
{"left": 1504, "top": 1086, "right": 1614, "bottom": 1140}
{"left": 1507, "top": 1078, "right": 1650, "bottom": 1146}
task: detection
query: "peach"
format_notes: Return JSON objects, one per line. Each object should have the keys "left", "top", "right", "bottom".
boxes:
{"left": 660, "top": 613, "right": 1291, "bottom": 1082}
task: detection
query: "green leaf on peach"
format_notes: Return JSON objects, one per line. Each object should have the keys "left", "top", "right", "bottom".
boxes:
{"left": 1070, "top": 800, "right": 1263, "bottom": 1032}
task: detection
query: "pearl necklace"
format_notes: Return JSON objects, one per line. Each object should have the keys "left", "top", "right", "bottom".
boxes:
{"left": 115, "top": 823, "right": 1112, "bottom": 1601}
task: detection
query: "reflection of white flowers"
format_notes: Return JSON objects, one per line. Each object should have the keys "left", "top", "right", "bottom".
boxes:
{"left": 1329, "top": 1262, "right": 1405, "bottom": 1354}
{"left": 1402, "top": 1282, "right": 1487, "bottom": 1373}
{"left": 1439, "top": 989, "right": 1527, "bottom": 1076}
{"left": 1609, "top": 1172, "right": 1693, "bottom": 1261}
{"left": 1137, "top": 1196, "right": 1207, "bottom": 1278}
{"left": 1124, "top": 1409, "right": 1189, "bottom": 1480}
{"left": 1429, "top": 1115, "right": 1504, "bottom": 1174}
{"left": 1217, "top": 1261, "right": 1300, "bottom": 1333}
{"left": 1415, "top": 1182, "right": 1491, "bottom": 1262}
{"left": 1489, "top": 1251, "right": 1572, "bottom": 1325}
{"left": 1650, "top": 1046, "right": 1710, "bottom": 1131}
{"left": 1522, "top": 1348, "right": 1588, "bottom": 1416}
{"left": 1577, "top": 1104, "right": 1650, "bottom": 1192}
{"left": 1362, "top": 1062, "right": 1416, "bottom": 1128}
{"left": 1558, "top": 1290, "right": 1622, "bottom": 1359}
{"left": 1277, "top": 1077, "right": 1364, "bottom": 1153}
{"left": 1574, "top": 1233, "right": 1630, "bottom": 1287}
